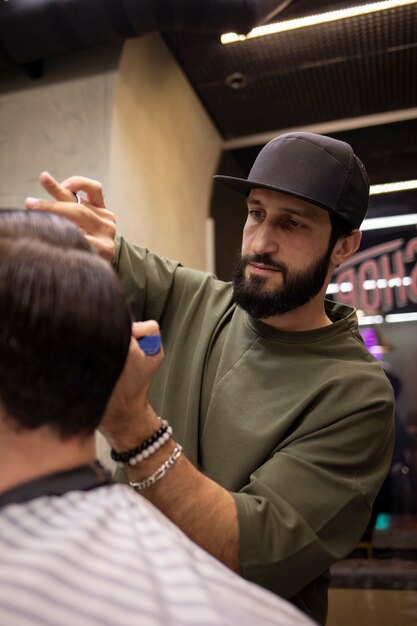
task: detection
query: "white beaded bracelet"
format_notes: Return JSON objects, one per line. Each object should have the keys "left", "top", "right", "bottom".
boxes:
{"left": 111, "top": 418, "right": 173, "bottom": 467}
{"left": 129, "top": 444, "right": 183, "bottom": 491}
{"left": 127, "top": 424, "right": 173, "bottom": 467}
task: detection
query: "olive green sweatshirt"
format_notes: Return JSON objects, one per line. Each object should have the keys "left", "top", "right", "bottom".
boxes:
{"left": 114, "top": 236, "right": 394, "bottom": 625}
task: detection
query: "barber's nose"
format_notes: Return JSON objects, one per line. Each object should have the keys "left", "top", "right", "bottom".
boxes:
{"left": 252, "top": 224, "right": 278, "bottom": 255}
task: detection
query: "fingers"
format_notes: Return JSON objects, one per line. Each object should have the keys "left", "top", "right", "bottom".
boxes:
{"left": 85, "top": 233, "right": 116, "bottom": 262}
{"left": 39, "top": 171, "right": 75, "bottom": 203}
{"left": 38, "top": 171, "right": 106, "bottom": 208}
{"left": 60, "top": 175, "right": 106, "bottom": 208}
{"left": 132, "top": 320, "right": 161, "bottom": 338}
{"left": 25, "top": 197, "right": 114, "bottom": 236}
{"left": 25, "top": 197, "right": 78, "bottom": 215}
{"left": 132, "top": 321, "right": 164, "bottom": 360}
{"left": 26, "top": 172, "right": 116, "bottom": 261}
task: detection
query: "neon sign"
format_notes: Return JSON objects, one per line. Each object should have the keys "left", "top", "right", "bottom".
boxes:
{"left": 332, "top": 236, "right": 417, "bottom": 312}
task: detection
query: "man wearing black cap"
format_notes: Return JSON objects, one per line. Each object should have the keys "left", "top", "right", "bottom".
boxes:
{"left": 28, "top": 132, "right": 394, "bottom": 625}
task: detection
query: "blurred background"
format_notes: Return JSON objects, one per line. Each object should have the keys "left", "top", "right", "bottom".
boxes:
{"left": 0, "top": 1, "right": 416, "bottom": 623}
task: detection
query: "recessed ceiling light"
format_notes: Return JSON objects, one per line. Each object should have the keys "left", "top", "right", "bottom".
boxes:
{"left": 361, "top": 214, "right": 417, "bottom": 230}
{"left": 358, "top": 315, "right": 385, "bottom": 325}
{"left": 221, "top": 1, "right": 417, "bottom": 44}
{"left": 385, "top": 312, "right": 417, "bottom": 322}
{"left": 224, "top": 72, "right": 248, "bottom": 90}
{"left": 370, "top": 179, "right": 417, "bottom": 194}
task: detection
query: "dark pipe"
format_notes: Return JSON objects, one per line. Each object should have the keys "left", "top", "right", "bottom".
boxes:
{"left": 0, "top": 0, "right": 289, "bottom": 66}
{"left": 257, "top": 0, "right": 294, "bottom": 26}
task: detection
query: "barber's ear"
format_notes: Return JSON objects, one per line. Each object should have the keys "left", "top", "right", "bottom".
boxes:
{"left": 331, "top": 229, "right": 362, "bottom": 267}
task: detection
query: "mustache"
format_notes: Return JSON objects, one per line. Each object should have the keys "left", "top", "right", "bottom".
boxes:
{"left": 241, "top": 253, "right": 287, "bottom": 273}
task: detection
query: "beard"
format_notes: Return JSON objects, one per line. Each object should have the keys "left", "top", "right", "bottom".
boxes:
{"left": 232, "top": 245, "right": 333, "bottom": 319}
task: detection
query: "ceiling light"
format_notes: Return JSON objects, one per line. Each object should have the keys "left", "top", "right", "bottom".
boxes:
{"left": 326, "top": 283, "right": 340, "bottom": 294}
{"left": 370, "top": 179, "right": 417, "bottom": 194}
{"left": 385, "top": 312, "right": 417, "bottom": 322}
{"left": 326, "top": 282, "right": 353, "bottom": 294}
{"left": 358, "top": 315, "right": 385, "bottom": 325}
{"left": 357, "top": 313, "right": 417, "bottom": 325}
{"left": 224, "top": 72, "right": 248, "bottom": 90}
{"left": 327, "top": 277, "right": 412, "bottom": 294}
{"left": 362, "top": 277, "right": 412, "bottom": 289}
{"left": 361, "top": 214, "right": 417, "bottom": 230}
{"left": 221, "top": 0, "right": 417, "bottom": 44}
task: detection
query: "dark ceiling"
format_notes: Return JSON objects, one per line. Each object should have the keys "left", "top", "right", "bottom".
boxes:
{"left": 163, "top": 0, "right": 417, "bottom": 183}
{"left": 163, "top": 0, "right": 417, "bottom": 279}
{"left": 1, "top": 0, "right": 416, "bottom": 185}
{"left": 0, "top": 0, "right": 416, "bottom": 280}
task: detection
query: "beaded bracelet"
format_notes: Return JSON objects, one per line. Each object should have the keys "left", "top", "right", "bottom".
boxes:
{"left": 110, "top": 419, "right": 173, "bottom": 466}
{"left": 129, "top": 444, "right": 183, "bottom": 491}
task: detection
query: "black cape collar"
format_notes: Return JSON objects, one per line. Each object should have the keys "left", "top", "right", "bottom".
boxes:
{"left": 0, "top": 461, "right": 112, "bottom": 509}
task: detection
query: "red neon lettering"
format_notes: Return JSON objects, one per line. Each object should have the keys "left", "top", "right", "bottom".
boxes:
{"left": 405, "top": 237, "right": 417, "bottom": 303}
{"left": 358, "top": 260, "right": 380, "bottom": 310}
{"left": 379, "top": 252, "right": 407, "bottom": 310}
{"left": 334, "top": 268, "right": 357, "bottom": 308}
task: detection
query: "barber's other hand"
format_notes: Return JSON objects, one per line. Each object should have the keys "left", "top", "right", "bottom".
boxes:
{"left": 100, "top": 321, "right": 164, "bottom": 449}
{"left": 25, "top": 172, "right": 116, "bottom": 261}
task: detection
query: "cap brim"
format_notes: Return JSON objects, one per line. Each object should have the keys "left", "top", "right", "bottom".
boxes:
{"left": 214, "top": 175, "right": 329, "bottom": 207}
{"left": 214, "top": 175, "right": 279, "bottom": 195}
{"left": 214, "top": 174, "right": 356, "bottom": 227}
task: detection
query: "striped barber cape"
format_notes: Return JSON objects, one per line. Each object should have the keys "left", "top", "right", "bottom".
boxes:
{"left": 0, "top": 483, "right": 314, "bottom": 626}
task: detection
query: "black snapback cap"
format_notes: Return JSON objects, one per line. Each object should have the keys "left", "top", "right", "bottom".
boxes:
{"left": 214, "top": 132, "right": 370, "bottom": 229}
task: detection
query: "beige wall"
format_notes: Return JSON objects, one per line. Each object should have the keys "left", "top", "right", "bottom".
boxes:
{"left": 0, "top": 35, "right": 221, "bottom": 270}
{"left": 0, "top": 46, "right": 120, "bottom": 209}
{"left": 0, "top": 35, "right": 221, "bottom": 467}
{"left": 110, "top": 34, "right": 221, "bottom": 270}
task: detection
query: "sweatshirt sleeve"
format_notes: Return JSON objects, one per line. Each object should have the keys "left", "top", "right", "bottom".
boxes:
{"left": 113, "top": 234, "right": 182, "bottom": 322}
{"left": 231, "top": 371, "right": 394, "bottom": 623}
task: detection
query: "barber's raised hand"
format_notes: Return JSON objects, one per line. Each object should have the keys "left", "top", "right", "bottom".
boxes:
{"left": 25, "top": 172, "right": 116, "bottom": 261}
{"left": 100, "top": 320, "right": 165, "bottom": 450}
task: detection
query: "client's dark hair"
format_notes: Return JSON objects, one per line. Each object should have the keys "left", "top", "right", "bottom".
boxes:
{"left": 0, "top": 210, "right": 132, "bottom": 439}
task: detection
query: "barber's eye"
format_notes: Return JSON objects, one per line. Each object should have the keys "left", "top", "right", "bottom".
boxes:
{"left": 286, "top": 218, "right": 305, "bottom": 229}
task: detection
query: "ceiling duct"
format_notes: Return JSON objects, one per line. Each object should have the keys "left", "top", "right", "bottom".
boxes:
{"left": 0, "top": 0, "right": 290, "bottom": 68}
{"left": 256, "top": 0, "right": 294, "bottom": 25}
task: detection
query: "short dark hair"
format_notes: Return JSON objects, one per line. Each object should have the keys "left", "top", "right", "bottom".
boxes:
{"left": 328, "top": 211, "right": 354, "bottom": 250}
{"left": 0, "top": 209, "right": 94, "bottom": 252}
{"left": 0, "top": 210, "right": 132, "bottom": 439}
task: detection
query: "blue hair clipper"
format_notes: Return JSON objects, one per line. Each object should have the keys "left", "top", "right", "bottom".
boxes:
{"left": 137, "top": 335, "right": 161, "bottom": 356}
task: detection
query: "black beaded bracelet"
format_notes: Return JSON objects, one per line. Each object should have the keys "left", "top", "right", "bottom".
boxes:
{"left": 110, "top": 419, "right": 172, "bottom": 466}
